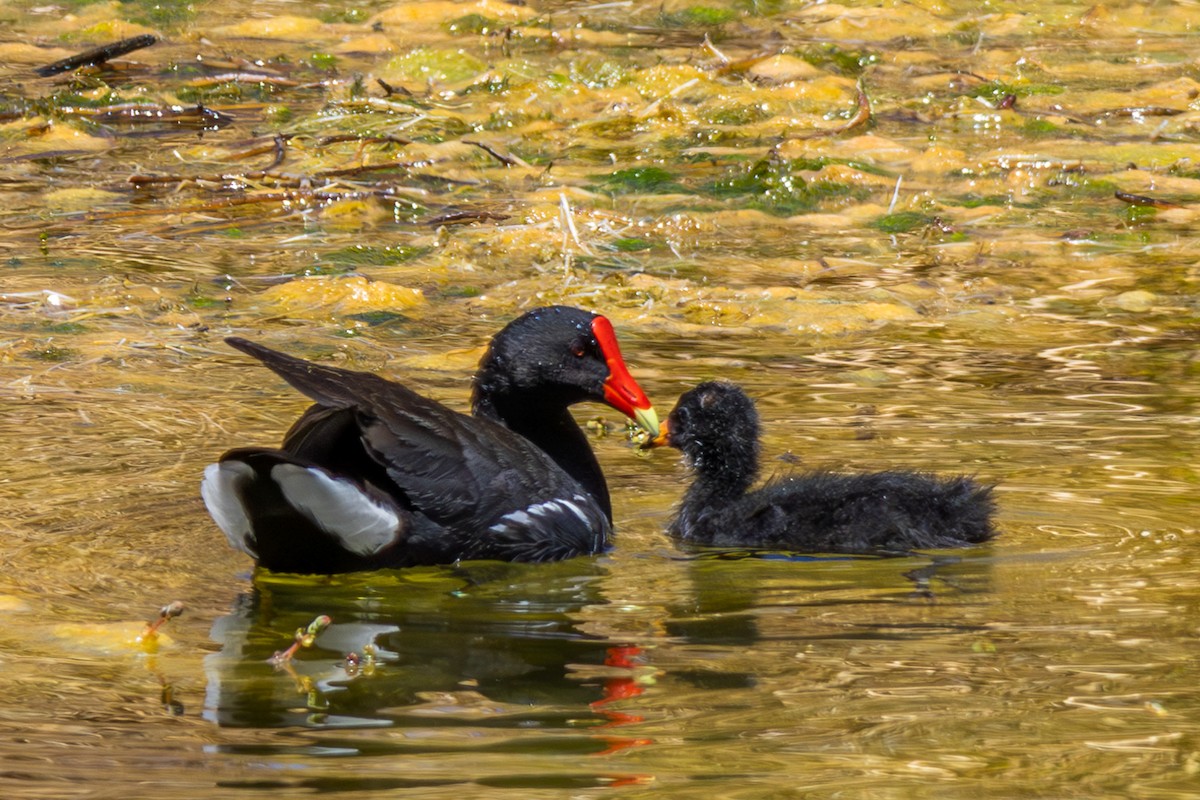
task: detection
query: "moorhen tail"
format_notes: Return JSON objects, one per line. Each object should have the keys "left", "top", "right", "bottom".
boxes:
{"left": 201, "top": 306, "right": 658, "bottom": 574}
{"left": 649, "top": 381, "right": 996, "bottom": 553}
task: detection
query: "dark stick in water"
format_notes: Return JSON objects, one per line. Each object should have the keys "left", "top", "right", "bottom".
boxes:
{"left": 34, "top": 34, "right": 158, "bottom": 77}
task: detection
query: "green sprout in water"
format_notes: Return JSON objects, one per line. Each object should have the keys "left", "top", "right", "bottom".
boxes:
{"left": 798, "top": 44, "right": 880, "bottom": 78}
{"left": 326, "top": 244, "right": 431, "bottom": 267}
{"left": 344, "top": 643, "right": 378, "bottom": 678}
{"left": 269, "top": 615, "right": 334, "bottom": 714}
{"left": 122, "top": 0, "right": 196, "bottom": 30}
{"left": 310, "top": 52, "right": 337, "bottom": 71}
{"left": 660, "top": 5, "right": 738, "bottom": 28}
{"left": 446, "top": 13, "right": 496, "bottom": 34}
{"left": 869, "top": 211, "right": 934, "bottom": 233}
{"left": 138, "top": 600, "right": 185, "bottom": 645}
{"left": 594, "top": 166, "right": 688, "bottom": 196}
{"left": 271, "top": 614, "right": 332, "bottom": 665}
{"left": 320, "top": 7, "right": 368, "bottom": 24}
{"left": 610, "top": 237, "right": 654, "bottom": 252}
{"left": 26, "top": 344, "right": 74, "bottom": 362}
{"left": 705, "top": 157, "right": 866, "bottom": 215}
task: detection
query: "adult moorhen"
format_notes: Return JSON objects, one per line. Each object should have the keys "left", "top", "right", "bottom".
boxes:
{"left": 202, "top": 306, "right": 658, "bottom": 573}
{"left": 648, "top": 381, "right": 996, "bottom": 553}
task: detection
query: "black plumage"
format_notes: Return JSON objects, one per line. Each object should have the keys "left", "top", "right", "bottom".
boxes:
{"left": 655, "top": 381, "right": 996, "bottom": 553}
{"left": 202, "top": 307, "right": 656, "bottom": 574}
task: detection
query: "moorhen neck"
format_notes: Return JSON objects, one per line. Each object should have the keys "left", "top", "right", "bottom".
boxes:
{"left": 201, "top": 306, "right": 657, "bottom": 574}
{"left": 471, "top": 309, "right": 654, "bottom": 520}
{"left": 650, "top": 381, "right": 996, "bottom": 553}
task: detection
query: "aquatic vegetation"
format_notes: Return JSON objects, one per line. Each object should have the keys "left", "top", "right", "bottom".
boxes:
{"left": 705, "top": 157, "right": 870, "bottom": 215}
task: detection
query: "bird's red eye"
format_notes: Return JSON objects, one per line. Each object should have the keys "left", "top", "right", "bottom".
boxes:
{"left": 570, "top": 340, "right": 586, "bottom": 358}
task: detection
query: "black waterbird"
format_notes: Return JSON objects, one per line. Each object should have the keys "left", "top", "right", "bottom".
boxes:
{"left": 202, "top": 307, "right": 658, "bottom": 573}
{"left": 648, "top": 381, "right": 996, "bottom": 553}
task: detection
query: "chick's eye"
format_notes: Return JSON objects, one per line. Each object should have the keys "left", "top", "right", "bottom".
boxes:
{"left": 570, "top": 339, "right": 587, "bottom": 358}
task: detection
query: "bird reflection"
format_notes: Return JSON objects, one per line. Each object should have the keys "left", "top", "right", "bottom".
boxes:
{"left": 666, "top": 550, "right": 997, "bottom": 647}
{"left": 202, "top": 560, "right": 655, "bottom": 750}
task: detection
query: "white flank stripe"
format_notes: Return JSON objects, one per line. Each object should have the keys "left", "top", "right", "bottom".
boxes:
{"left": 501, "top": 509, "right": 532, "bottom": 527}
{"left": 560, "top": 499, "right": 591, "bottom": 525}
{"left": 272, "top": 464, "right": 399, "bottom": 556}
{"left": 201, "top": 462, "right": 258, "bottom": 557}
{"left": 491, "top": 496, "right": 599, "bottom": 535}
{"left": 527, "top": 500, "right": 561, "bottom": 517}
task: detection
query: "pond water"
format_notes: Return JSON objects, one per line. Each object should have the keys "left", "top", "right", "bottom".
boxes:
{"left": 3, "top": 0, "right": 1200, "bottom": 797}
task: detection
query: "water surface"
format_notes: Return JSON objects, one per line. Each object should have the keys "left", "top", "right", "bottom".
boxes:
{"left": 2, "top": 0, "right": 1200, "bottom": 797}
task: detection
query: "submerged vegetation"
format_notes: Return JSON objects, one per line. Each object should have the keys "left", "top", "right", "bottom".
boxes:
{"left": 4, "top": 0, "right": 1197, "bottom": 305}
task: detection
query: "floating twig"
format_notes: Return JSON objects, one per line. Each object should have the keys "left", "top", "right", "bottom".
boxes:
{"left": 791, "top": 80, "right": 871, "bottom": 140}
{"left": 834, "top": 81, "right": 871, "bottom": 134}
{"left": 223, "top": 134, "right": 294, "bottom": 166}
{"left": 1114, "top": 189, "right": 1183, "bottom": 210}
{"left": 117, "top": 179, "right": 431, "bottom": 213}
{"left": 34, "top": 34, "right": 157, "bottom": 77}
{"left": 887, "top": 175, "right": 903, "bottom": 214}
{"left": 263, "top": 134, "right": 287, "bottom": 171}
{"left": 376, "top": 77, "right": 410, "bottom": 97}
{"left": 425, "top": 209, "right": 510, "bottom": 226}
{"left": 93, "top": 191, "right": 304, "bottom": 218}
{"left": 713, "top": 52, "right": 774, "bottom": 77}
{"left": 196, "top": 57, "right": 287, "bottom": 77}
{"left": 462, "top": 139, "right": 531, "bottom": 168}
{"left": 185, "top": 73, "right": 300, "bottom": 88}
{"left": 77, "top": 102, "right": 234, "bottom": 129}
{"left": 128, "top": 157, "right": 432, "bottom": 188}
{"left": 317, "top": 161, "right": 421, "bottom": 179}
{"left": 637, "top": 77, "right": 700, "bottom": 119}
{"left": 1100, "top": 106, "right": 1185, "bottom": 119}
{"left": 559, "top": 191, "right": 593, "bottom": 256}
{"left": 316, "top": 134, "right": 412, "bottom": 147}
{"left": 700, "top": 34, "right": 731, "bottom": 65}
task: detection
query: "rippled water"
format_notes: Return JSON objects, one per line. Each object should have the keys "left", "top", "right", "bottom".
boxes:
{"left": 3, "top": 0, "right": 1200, "bottom": 797}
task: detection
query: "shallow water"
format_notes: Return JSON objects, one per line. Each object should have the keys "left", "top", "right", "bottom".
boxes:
{"left": 3, "top": 0, "right": 1200, "bottom": 797}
